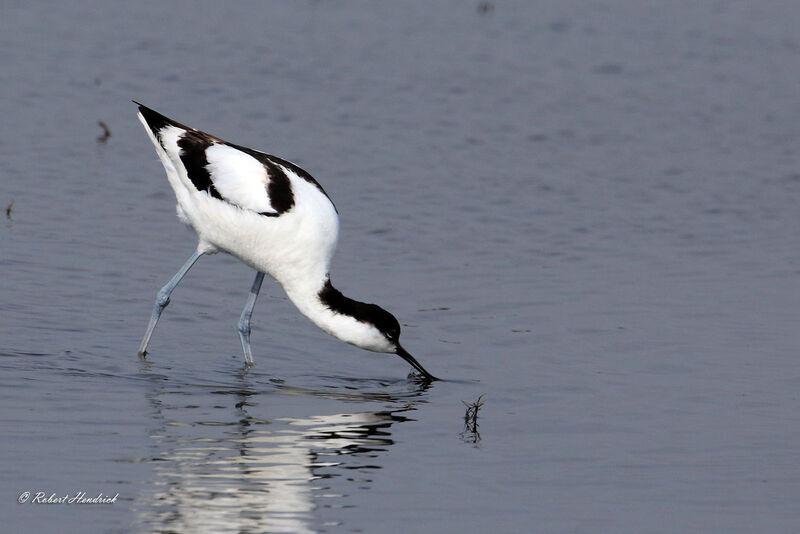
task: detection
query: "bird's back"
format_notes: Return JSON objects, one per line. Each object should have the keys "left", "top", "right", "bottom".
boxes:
{"left": 136, "top": 103, "right": 340, "bottom": 287}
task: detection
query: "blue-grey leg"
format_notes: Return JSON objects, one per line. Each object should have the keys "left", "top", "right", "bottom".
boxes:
{"left": 138, "top": 250, "right": 204, "bottom": 357}
{"left": 237, "top": 271, "right": 265, "bottom": 366}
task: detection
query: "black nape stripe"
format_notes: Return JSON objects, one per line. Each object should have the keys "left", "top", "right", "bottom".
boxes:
{"left": 318, "top": 279, "right": 401, "bottom": 340}
{"left": 177, "top": 131, "right": 222, "bottom": 200}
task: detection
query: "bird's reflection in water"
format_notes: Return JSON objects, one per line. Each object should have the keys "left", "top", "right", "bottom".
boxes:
{"left": 135, "top": 373, "right": 428, "bottom": 534}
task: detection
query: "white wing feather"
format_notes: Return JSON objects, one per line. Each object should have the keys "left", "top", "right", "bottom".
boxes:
{"left": 204, "top": 144, "right": 276, "bottom": 214}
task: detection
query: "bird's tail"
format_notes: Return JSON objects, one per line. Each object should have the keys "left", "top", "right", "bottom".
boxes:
{"left": 132, "top": 101, "right": 195, "bottom": 139}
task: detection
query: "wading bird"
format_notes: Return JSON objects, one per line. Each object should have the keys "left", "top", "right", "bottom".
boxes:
{"left": 134, "top": 103, "right": 437, "bottom": 382}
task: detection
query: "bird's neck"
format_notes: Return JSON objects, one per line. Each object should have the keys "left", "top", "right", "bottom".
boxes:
{"left": 282, "top": 276, "right": 387, "bottom": 352}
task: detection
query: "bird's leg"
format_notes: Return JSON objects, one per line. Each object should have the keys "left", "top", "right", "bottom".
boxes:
{"left": 138, "top": 250, "right": 204, "bottom": 357}
{"left": 237, "top": 271, "right": 265, "bottom": 366}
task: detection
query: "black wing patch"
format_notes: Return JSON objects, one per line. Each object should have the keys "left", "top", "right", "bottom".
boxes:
{"left": 261, "top": 158, "right": 294, "bottom": 215}
{"left": 266, "top": 153, "right": 335, "bottom": 210}
{"left": 177, "top": 131, "right": 223, "bottom": 200}
{"left": 227, "top": 142, "right": 336, "bottom": 214}
{"left": 212, "top": 142, "right": 295, "bottom": 216}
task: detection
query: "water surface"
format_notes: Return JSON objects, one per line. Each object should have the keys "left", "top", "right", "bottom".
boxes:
{"left": 2, "top": 1, "right": 800, "bottom": 532}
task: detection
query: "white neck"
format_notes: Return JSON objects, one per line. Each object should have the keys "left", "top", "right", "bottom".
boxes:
{"left": 282, "top": 278, "right": 393, "bottom": 353}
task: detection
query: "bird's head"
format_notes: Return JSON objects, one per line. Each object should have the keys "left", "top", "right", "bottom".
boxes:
{"left": 362, "top": 306, "right": 438, "bottom": 382}
{"left": 318, "top": 279, "right": 438, "bottom": 382}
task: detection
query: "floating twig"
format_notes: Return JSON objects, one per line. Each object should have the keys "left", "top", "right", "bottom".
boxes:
{"left": 6, "top": 199, "right": 14, "bottom": 219}
{"left": 97, "top": 120, "right": 111, "bottom": 143}
{"left": 460, "top": 394, "right": 485, "bottom": 444}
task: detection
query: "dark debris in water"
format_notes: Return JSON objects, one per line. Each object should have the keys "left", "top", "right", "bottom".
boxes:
{"left": 477, "top": 2, "right": 494, "bottom": 14}
{"left": 6, "top": 199, "right": 13, "bottom": 219}
{"left": 97, "top": 120, "right": 111, "bottom": 143}
{"left": 460, "top": 394, "right": 485, "bottom": 445}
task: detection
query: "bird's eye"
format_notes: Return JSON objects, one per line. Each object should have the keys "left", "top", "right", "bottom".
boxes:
{"left": 384, "top": 328, "right": 399, "bottom": 341}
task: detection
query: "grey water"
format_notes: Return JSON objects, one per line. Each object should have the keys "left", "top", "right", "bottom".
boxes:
{"left": 2, "top": 1, "right": 800, "bottom": 532}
